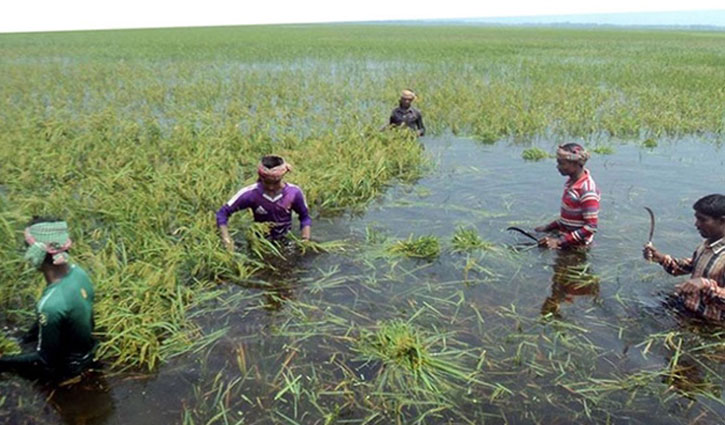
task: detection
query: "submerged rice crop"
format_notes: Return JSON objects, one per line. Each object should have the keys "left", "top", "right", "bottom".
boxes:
{"left": 642, "top": 137, "right": 659, "bottom": 148}
{"left": 355, "top": 320, "right": 480, "bottom": 393}
{"left": 521, "top": 147, "right": 551, "bottom": 161}
{"left": 592, "top": 145, "right": 615, "bottom": 155}
{"left": 451, "top": 226, "right": 494, "bottom": 252}
{"left": 388, "top": 235, "right": 441, "bottom": 260}
{"left": 2, "top": 23, "right": 725, "bottom": 425}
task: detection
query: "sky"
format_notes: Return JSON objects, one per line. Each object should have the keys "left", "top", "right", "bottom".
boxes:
{"left": 2, "top": 0, "right": 725, "bottom": 33}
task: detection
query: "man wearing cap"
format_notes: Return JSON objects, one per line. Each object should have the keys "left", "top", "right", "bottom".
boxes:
{"left": 0, "top": 218, "right": 97, "bottom": 381}
{"left": 387, "top": 89, "right": 425, "bottom": 137}
{"left": 216, "top": 155, "right": 311, "bottom": 251}
{"left": 534, "top": 143, "right": 601, "bottom": 250}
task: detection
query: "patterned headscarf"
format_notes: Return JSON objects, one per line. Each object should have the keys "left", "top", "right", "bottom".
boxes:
{"left": 257, "top": 156, "right": 291, "bottom": 181}
{"left": 24, "top": 221, "right": 72, "bottom": 269}
{"left": 401, "top": 89, "right": 417, "bottom": 101}
{"left": 556, "top": 144, "right": 590, "bottom": 165}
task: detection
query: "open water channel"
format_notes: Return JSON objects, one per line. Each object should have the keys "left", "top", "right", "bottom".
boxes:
{"left": 3, "top": 135, "right": 725, "bottom": 424}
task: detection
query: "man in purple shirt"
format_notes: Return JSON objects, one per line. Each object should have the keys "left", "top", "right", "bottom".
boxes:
{"left": 216, "top": 155, "right": 311, "bottom": 251}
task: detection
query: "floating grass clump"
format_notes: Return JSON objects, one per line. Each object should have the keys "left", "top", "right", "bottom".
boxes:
{"left": 355, "top": 320, "right": 477, "bottom": 393}
{"left": 451, "top": 226, "right": 494, "bottom": 252}
{"left": 642, "top": 138, "right": 658, "bottom": 148}
{"left": 521, "top": 147, "right": 550, "bottom": 161}
{"left": 388, "top": 235, "right": 441, "bottom": 260}
{"left": 593, "top": 145, "right": 615, "bottom": 155}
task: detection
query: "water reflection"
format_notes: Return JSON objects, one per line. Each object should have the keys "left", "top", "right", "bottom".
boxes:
{"left": 5, "top": 136, "right": 725, "bottom": 424}
{"left": 48, "top": 372, "right": 115, "bottom": 425}
{"left": 541, "top": 249, "right": 600, "bottom": 317}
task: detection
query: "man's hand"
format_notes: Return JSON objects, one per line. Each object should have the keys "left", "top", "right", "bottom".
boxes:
{"left": 642, "top": 243, "right": 664, "bottom": 263}
{"left": 538, "top": 236, "right": 560, "bottom": 250}
{"left": 219, "top": 225, "right": 234, "bottom": 252}
{"left": 675, "top": 277, "right": 706, "bottom": 295}
{"left": 301, "top": 226, "right": 311, "bottom": 242}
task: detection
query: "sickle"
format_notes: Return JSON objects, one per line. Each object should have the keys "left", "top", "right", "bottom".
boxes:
{"left": 644, "top": 207, "right": 655, "bottom": 244}
{"left": 506, "top": 226, "right": 539, "bottom": 243}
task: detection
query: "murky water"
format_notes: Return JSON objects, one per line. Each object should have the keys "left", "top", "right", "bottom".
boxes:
{"left": 3, "top": 135, "right": 725, "bottom": 424}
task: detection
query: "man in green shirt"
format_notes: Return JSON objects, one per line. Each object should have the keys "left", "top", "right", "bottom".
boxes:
{"left": 0, "top": 218, "right": 97, "bottom": 381}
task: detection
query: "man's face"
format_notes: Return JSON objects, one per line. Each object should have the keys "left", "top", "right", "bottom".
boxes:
{"left": 556, "top": 158, "right": 578, "bottom": 176}
{"left": 262, "top": 176, "right": 283, "bottom": 192}
{"left": 694, "top": 211, "right": 725, "bottom": 240}
{"left": 399, "top": 96, "right": 414, "bottom": 109}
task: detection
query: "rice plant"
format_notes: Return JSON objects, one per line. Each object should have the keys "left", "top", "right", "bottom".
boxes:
{"left": 451, "top": 227, "right": 494, "bottom": 253}
{"left": 388, "top": 235, "right": 441, "bottom": 260}
{"left": 354, "top": 320, "right": 480, "bottom": 394}
{"left": 521, "top": 147, "right": 551, "bottom": 161}
{"left": 592, "top": 145, "right": 615, "bottom": 154}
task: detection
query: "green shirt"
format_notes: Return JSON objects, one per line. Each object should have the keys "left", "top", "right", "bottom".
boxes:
{"left": 36, "top": 264, "right": 96, "bottom": 368}
{"left": 0, "top": 264, "right": 96, "bottom": 378}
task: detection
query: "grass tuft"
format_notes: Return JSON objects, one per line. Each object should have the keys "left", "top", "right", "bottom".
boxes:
{"left": 521, "top": 147, "right": 551, "bottom": 161}
{"left": 451, "top": 227, "right": 494, "bottom": 252}
{"left": 388, "top": 235, "right": 441, "bottom": 260}
{"left": 642, "top": 138, "right": 658, "bottom": 148}
{"left": 593, "top": 145, "right": 615, "bottom": 155}
{"left": 355, "top": 320, "right": 480, "bottom": 393}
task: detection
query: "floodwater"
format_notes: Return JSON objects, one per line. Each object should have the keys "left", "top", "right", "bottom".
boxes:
{"left": 3, "top": 135, "right": 725, "bottom": 424}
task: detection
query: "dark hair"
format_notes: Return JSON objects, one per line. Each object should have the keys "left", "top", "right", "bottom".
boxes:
{"left": 693, "top": 194, "right": 725, "bottom": 218}
{"left": 261, "top": 155, "right": 284, "bottom": 169}
{"left": 560, "top": 143, "right": 584, "bottom": 153}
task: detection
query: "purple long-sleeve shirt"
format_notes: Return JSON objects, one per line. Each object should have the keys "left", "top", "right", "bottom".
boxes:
{"left": 216, "top": 182, "right": 311, "bottom": 240}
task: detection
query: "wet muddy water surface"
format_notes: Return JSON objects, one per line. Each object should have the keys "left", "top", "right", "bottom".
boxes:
{"left": 4, "top": 136, "right": 725, "bottom": 424}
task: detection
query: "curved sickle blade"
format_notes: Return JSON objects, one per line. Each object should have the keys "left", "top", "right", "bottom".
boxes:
{"left": 506, "top": 226, "right": 538, "bottom": 242}
{"left": 644, "top": 207, "right": 655, "bottom": 243}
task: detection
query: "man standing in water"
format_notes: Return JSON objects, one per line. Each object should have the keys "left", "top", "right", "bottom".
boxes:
{"left": 644, "top": 194, "right": 725, "bottom": 322}
{"left": 386, "top": 89, "right": 425, "bottom": 137}
{"left": 535, "top": 143, "right": 600, "bottom": 249}
{"left": 217, "top": 155, "right": 311, "bottom": 252}
{"left": 0, "top": 218, "right": 97, "bottom": 381}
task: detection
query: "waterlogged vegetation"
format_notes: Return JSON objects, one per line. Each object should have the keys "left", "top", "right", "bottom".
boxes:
{"left": 451, "top": 226, "right": 495, "bottom": 252}
{"left": 521, "top": 147, "right": 551, "bottom": 161}
{"left": 1, "top": 24, "right": 725, "bottom": 424}
{"left": 388, "top": 235, "right": 442, "bottom": 260}
{"left": 592, "top": 145, "right": 616, "bottom": 155}
{"left": 643, "top": 137, "right": 660, "bottom": 148}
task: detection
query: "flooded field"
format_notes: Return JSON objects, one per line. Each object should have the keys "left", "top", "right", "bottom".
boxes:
{"left": 2, "top": 24, "right": 725, "bottom": 425}
{"left": 4, "top": 135, "right": 725, "bottom": 424}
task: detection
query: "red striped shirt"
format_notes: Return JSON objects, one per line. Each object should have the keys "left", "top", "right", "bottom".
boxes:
{"left": 545, "top": 169, "right": 600, "bottom": 247}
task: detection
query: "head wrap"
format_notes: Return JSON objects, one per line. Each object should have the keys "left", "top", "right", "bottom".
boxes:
{"left": 556, "top": 144, "right": 590, "bottom": 165}
{"left": 400, "top": 89, "right": 417, "bottom": 101}
{"left": 257, "top": 156, "right": 291, "bottom": 181}
{"left": 24, "top": 221, "right": 72, "bottom": 269}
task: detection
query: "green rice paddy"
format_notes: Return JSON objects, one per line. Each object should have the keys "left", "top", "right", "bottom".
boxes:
{"left": 1, "top": 23, "right": 725, "bottom": 424}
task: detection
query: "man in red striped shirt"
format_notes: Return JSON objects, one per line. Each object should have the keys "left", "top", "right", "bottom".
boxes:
{"left": 535, "top": 143, "right": 600, "bottom": 250}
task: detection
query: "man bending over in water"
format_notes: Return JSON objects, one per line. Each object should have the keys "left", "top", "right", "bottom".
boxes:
{"left": 216, "top": 155, "right": 311, "bottom": 252}
{"left": 644, "top": 194, "right": 725, "bottom": 322}
{"left": 0, "top": 218, "right": 97, "bottom": 381}
{"left": 535, "top": 143, "right": 600, "bottom": 250}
